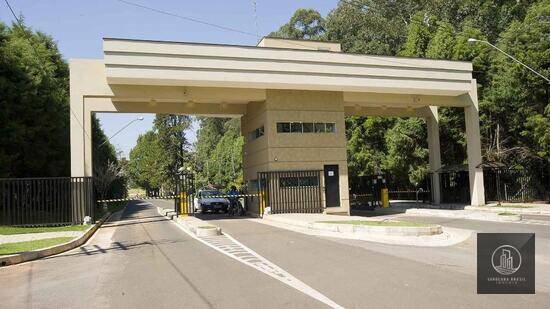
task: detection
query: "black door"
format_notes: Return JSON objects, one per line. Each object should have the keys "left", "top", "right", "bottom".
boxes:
{"left": 324, "top": 165, "right": 340, "bottom": 207}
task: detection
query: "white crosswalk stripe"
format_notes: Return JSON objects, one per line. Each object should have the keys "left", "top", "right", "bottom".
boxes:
{"left": 172, "top": 222, "right": 344, "bottom": 309}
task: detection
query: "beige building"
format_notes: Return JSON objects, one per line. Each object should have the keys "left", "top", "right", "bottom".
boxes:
{"left": 70, "top": 37, "right": 486, "bottom": 215}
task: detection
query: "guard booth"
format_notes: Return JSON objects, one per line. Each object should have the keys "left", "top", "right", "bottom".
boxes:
{"left": 70, "top": 36, "right": 487, "bottom": 222}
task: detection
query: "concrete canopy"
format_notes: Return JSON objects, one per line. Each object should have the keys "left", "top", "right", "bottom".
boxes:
{"left": 70, "top": 37, "right": 485, "bottom": 210}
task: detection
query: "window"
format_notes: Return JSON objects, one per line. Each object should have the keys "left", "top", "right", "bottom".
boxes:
{"left": 277, "top": 122, "right": 290, "bottom": 133}
{"left": 325, "top": 122, "right": 336, "bottom": 133}
{"left": 314, "top": 122, "right": 326, "bottom": 133}
{"left": 302, "top": 122, "right": 313, "bottom": 133}
{"left": 277, "top": 122, "right": 335, "bottom": 134}
{"left": 290, "top": 122, "right": 303, "bottom": 133}
{"left": 249, "top": 126, "right": 264, "bottom": 140}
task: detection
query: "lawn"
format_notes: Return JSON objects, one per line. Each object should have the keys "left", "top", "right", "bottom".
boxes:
{"left": 0, "top": 237, "right": 74, "bottom": 255}
{"left": 498, "top": 212, "right": 518, "bottom": 216}
{"left": 490, "top": 204, "right": 534, "bottom": 208}
{"left": 0, "top": 225, "right": 88, "bottom": 235}
{"left": 317, "top": 220, "right": 431, "bottom": 227}
{"left": 96, "top": 201, "right": 128, "bottom": 218}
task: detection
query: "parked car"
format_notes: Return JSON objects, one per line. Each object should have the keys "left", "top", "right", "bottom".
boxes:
{"left": 193, "top": 188, "right": 229, "bottom": 213}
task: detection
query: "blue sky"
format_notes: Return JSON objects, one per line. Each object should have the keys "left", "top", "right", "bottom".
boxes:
{"left": 1, "top": 0, "right": 338, "bottom": 157}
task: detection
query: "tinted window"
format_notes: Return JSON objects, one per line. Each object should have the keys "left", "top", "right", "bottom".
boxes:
{"left": 325, "top": 123, "right": 336, "bottom": 133}
{"left": 202, "top": 190, "right": 221, "bottom": 197}
{"left": 290, "top": 122, "right": 303, "bottom": 133}
{"left": 302, "top": 122, "right": 313, "bottom": 133}
{"left": 277, "top": 122, "right": 290, "bottom": 133}
{"left": 314, "top": 123, "right": 325, "bottom": 133}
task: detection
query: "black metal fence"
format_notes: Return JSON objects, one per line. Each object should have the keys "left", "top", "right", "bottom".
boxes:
{"left": 258, "top": 170, "right": 323, "bottom": 214}
{"left": 436, "top": 168, "right": 550, "bottom": 204}
{"left": 484, "top": 168, "right": 549, "bottom": 203}
{"left": 349, "top": 174, "right": 432, "bottom": 206}
{"left": 0, "top": 177, "right": 94, "bottom": 226}
{"left": 437, "top": 171, "right": 470, "bottom": 203}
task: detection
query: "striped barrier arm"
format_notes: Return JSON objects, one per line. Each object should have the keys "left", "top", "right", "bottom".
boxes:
{"left": 97, "top": 194, "right": 260, "bottom": 203}
{"left": 97, "top": 196, "right": 178, "bottom": 203}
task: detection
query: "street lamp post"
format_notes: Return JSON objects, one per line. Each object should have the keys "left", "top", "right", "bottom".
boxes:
{"left": 98, "top": 116, "right": 145, "bottom": 148}
{"left": 468, "top": 38, "right": 550, "bottom": 83}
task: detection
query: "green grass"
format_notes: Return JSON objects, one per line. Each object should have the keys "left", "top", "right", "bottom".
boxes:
{"left": 96, "top": 201, "right": 128, "bottom": 218}
{"left": 317, "top": 220, "right": 431, "bottom": 227}
{"left": 0, "top": 225, "right": 88, "bottom": 235}
{"left": 0, "top": 237, "right": 74, "bottom": 255}
{"left": 491, "top": 204, "right": 534, "bottom": 209}
{"left": 498, "top": 212, "right": 517, "bottom": 216}
{"left": 197, "top": 226, "right": 216, "bottom": 229}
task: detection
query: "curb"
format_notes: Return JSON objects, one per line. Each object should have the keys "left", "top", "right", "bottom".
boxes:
{"left": 262, "top": 214, "right": 442, "bottom": 236}
{"left": 465, "top": 205, "right": 550, "bottom": 215}
{"left": 311, "top": 222, "right": 442, "bottom": 236}
{"left": 406, "top": 208, "right": 524, "bottom": 222}
{"left": 157, "top": 207, "right": 221, "bottom": 237}
{"left": 0, "top": 212, "right": 112, "bottom": 267}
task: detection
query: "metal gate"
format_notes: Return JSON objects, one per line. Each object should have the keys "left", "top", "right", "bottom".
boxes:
{"left": 258, "top": 170, "right": 323, "bottom": 214}
{"left": 175, "top": 172, "right": 195, "bottom": 215}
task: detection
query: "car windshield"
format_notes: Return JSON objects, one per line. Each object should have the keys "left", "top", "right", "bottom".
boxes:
{"left": 201, "top": 190, "right": 221, "bottom": 197}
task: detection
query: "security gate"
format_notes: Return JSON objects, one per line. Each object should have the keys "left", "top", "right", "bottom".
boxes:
{"left": 258, "top": 170, "right": 323, "bottom": 214}
{"left": 175, "top": 173, "right": 195, "bottom": 215}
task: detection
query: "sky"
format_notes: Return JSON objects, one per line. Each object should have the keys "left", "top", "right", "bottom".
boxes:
{"left": 1, "top": 0, "right": 338, "bottom": 157}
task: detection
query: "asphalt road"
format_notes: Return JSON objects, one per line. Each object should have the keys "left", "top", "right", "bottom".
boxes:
{"left": 195, "top": 211, "right": 550, "bottom": 308}
{"left": 0, "top": 201, "right": 324, "bottom": 309}
{"left": 1, "top": 200, "right": 549, "bottom": 308}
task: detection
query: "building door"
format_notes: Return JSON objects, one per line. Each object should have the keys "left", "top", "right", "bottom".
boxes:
{"left": 324, "top": 165, "right": 340, "bottom": 207}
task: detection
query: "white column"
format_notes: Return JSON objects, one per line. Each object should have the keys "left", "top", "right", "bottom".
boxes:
{"left": 426, "top": 106, "right": 442, "bottom": 204}
{"left": 70, "top": 94, "right": 86, "bottom": 177}
{"left": 464, "top": 80, "right": 485, "bottom": 206}
{"left": 84, "top": 110, "right": 93, "bottom": 177}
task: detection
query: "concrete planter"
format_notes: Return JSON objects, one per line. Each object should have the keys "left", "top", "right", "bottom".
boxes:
{"left": 496, "top": 213, "right": 522, "bottom": 222}
{"left": 311, "top": 222, "right": 442, "bottom": 236}
{"left": 158, "top": 207, "right": 222, "bottom": 237}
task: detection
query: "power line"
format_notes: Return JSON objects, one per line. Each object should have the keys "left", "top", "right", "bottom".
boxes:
{"left": 3, "top": 0, "right": 92, "bottom": 141}
{"left": 251, "top": 0, "right": 260, "bottom": 38}
{"left": 116, "top": 0, "right": 259, "bottom": 38}
{"left": 113, "top": 0, "right": 435, "bottom": 68}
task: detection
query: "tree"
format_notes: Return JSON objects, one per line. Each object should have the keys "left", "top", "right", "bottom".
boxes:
{"left": 399, "top": 11, "right": 436, "bottom": 57}
{"left": 128, "top": 131, "right": 168, "bottom": 191}
{"left": 92, "top": 115, "right": 127, "bottom": 199}
{"left": 194, "top": 117, "right": 230, "bottom": 186}
{"left": 153, "top": 114, "right": 191, "bottom": 175}
{"left": 206, "top": 118, "right": 244, "bottom": 188}
{"left": 481, "top": 0, "right": 550, "bottom": 166}
{"left": 426, "top": 21, "right": 455, "bottom": 59}
{"left": 94, "top": 160, "right": 124, "bottom": 203}
{"left": 270, "top": 8, "right": 325, "bottom": 39}
{"left": 0, "top": 21, "right": 127, "bottom": 200}
{"left": 0, "top": 21, "right": 70, "bottom": 177}
{"left": 383, "top": 118, "right": 429, "bottom": 186}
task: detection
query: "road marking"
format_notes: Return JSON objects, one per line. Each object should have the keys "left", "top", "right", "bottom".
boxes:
{"left": 170, "top": 220, "right": 345, "bottom": 309}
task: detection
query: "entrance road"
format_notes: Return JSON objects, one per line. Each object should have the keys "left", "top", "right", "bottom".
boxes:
{"left": 184, "top": 206, "right": 550, "bottom": 309}
{"left": 0, "top": 201, "right": 323, "bottom": 309}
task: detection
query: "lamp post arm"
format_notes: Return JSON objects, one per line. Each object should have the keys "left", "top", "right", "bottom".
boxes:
{"left": 481, "top": 40, "right": 550, "bottom": 83}
{"left": 99, "top": 118, "right": 141, "bottom": 148}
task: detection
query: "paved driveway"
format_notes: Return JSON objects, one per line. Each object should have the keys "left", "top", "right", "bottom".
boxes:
{"left": 1, "top": 200, "right": 549, "bottom": 308}
{"left": 184, "top": 208, "right": 550, "bottom": 308}
{"left": 0, "top": 201, "right": 323, "bottom": 309}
